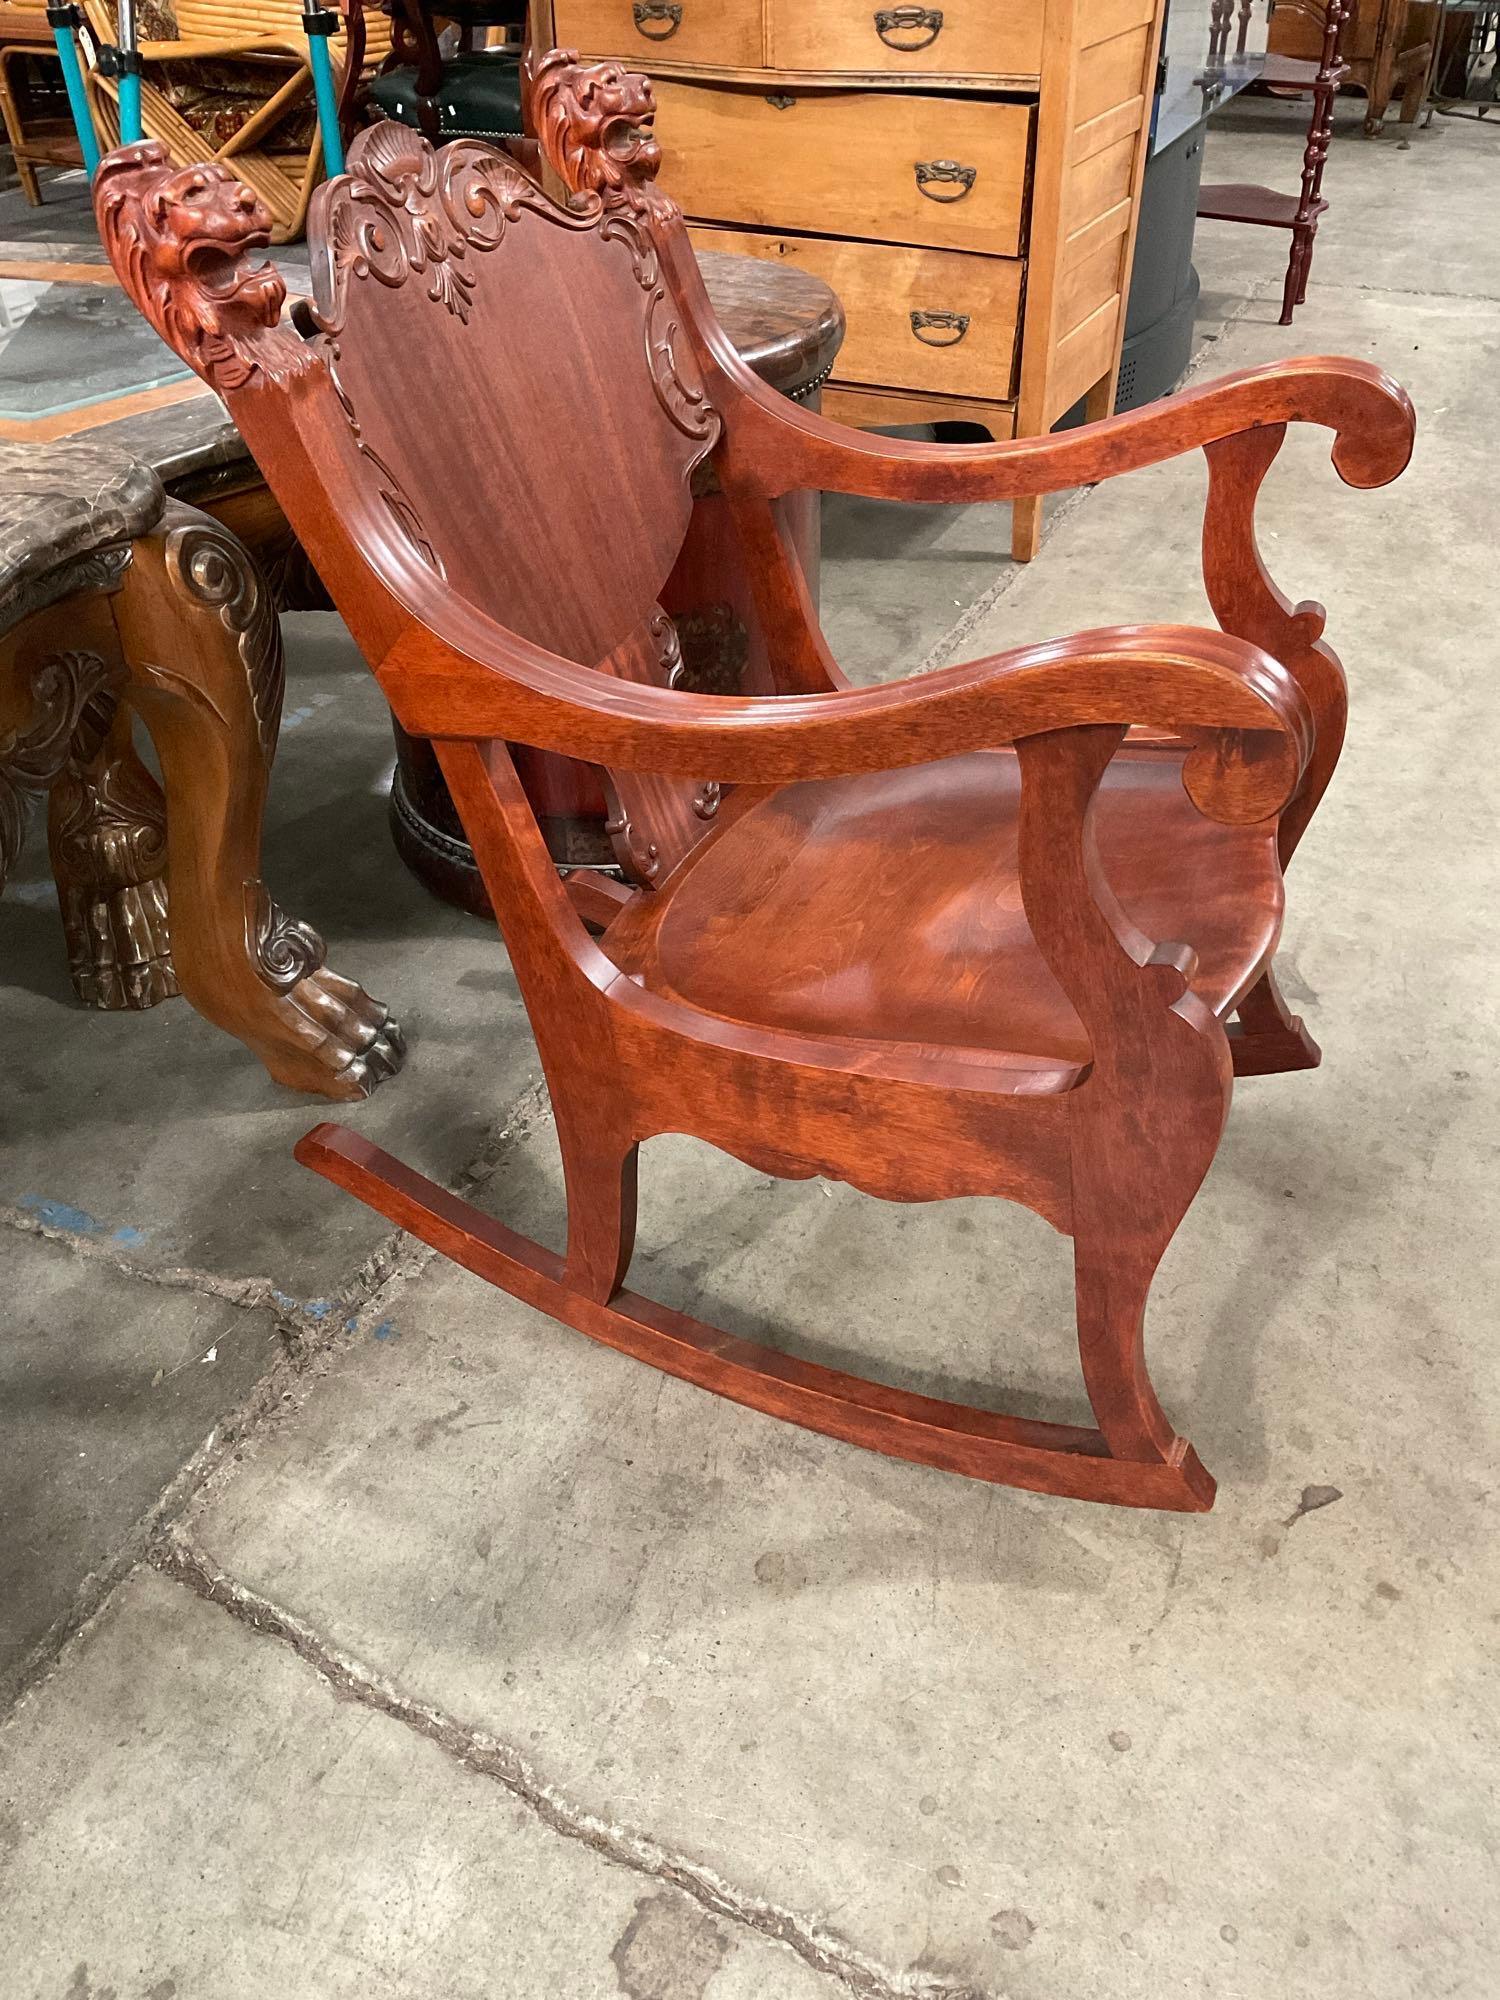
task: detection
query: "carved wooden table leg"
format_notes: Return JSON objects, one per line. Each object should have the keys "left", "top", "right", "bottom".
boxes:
{"left": 48, "top": 680, "right": 178, "bottom": 1009}
{"left": 2, "top": 636, "right": 142, "bottom": 945}
{"left": 106, "top": 501, "right": 405, "bottom": 1098}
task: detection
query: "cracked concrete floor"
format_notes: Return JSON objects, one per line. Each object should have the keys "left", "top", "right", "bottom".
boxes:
{"left": 2, "top": 100, "right": 1498, "bottom": 2000}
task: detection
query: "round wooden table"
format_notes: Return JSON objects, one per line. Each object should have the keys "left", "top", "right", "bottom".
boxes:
{"left": 386, "top": 250, "right": 845, "bottom": 918}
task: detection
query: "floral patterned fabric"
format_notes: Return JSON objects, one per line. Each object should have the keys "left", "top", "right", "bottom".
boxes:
{"left": 157, "top": 60, "right": 316, "bottom": 146}
{"left": 101, "top": 0, "right": 317, "bottom": 148}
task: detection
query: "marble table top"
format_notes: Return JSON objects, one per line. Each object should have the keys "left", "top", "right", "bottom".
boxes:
{"left": 0, "top": 437, "right": 162, "bottom": 632}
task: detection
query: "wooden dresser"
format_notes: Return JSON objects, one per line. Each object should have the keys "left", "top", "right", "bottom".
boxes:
{"left": 538, "top": 0, "right": 1166, "bottom": 558}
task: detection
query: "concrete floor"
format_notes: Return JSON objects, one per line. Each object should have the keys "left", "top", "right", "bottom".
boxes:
{"left": 2, "top": 99, "right": 1497, "bottom": 1999}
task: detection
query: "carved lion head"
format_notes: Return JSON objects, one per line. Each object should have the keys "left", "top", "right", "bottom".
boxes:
{"left": 525, "top": 48, "right": 670, "bottom": 216}
{"left": 93, "top": 143, "right": 290, "bottom": 393}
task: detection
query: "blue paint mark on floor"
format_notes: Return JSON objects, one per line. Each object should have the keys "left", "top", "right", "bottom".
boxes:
{"left": 19, "top": 1195, "right": 148, "bottom": 1247}
{"left": 372, "top": 1320, "right": 396, "bottom": 1341}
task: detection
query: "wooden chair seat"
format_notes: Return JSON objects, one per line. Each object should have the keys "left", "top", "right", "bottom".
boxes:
{"left": 609, "top": 749, "right": 1282, "bottom": 1081}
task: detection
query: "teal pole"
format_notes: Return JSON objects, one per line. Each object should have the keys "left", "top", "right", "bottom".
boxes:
{"left": 45, "top": 3, "right": 101, "bottom": 173}
{"left": 117, "top": 59, "right": 142, "bottom": 142}
{"left": 302, "top": 7, "right": 345, "bottom": 177}
{"left": 117, "top": 63, "right": 142, "bottom": 143}
{"left": 114, "top": 0, "right": 142, "bottom": 142}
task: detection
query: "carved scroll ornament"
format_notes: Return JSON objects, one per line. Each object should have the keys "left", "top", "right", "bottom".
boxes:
{"left": 0, "top": 651, "right": 120, "bottom": 887}
{"left": 163, "top": 515, "right": 284, "bottom": 767}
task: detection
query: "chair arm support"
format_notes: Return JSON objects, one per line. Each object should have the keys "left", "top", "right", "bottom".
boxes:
{"left": 378, "top": 610, "right": 1313, "bottom": 817}
{"left": 709, "top": 352, "right": 1415, "bottom": 508}
{"left": 651, "top": 221, "right": 1412, "bottom": 505}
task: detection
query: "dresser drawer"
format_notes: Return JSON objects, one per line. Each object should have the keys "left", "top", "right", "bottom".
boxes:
{"left": 656, "top": 81, "right": 1032, "bottom": 257}
{"left": 766, "top": 0, "right": 1044, "bottom": 81}
{"left": 689, "top": 225, "right": 1022, "bottom": 399}
{"left": 552, "top": 0, "right": 764, "bottom": 69}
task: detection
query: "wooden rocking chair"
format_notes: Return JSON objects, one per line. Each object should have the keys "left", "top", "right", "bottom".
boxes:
{"left": 90, "top": 54, "right": 1413, "bottom": 1512}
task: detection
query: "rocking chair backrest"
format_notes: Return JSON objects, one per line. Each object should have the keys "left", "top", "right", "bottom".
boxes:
{"left": 297, "top": 122, "right": 721, "bottom": 674}
{"left": 93, "top": 82, "right": 739, "bottom": 879}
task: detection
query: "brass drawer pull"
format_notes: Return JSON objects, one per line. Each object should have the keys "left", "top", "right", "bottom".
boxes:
{"left": 915, "top": 158, "right": 977, "bottom": 202}
{"left": 632, "top": 1, "right": 682, "bottom": 37}
{"left": 910, "top": 309, "right": 970, "bottom": 346}
{"left": 874, "top": 5, "right": 943, "bottom": 49}
{"left": 765, "top": 92, "right": 796, "bottom": 108}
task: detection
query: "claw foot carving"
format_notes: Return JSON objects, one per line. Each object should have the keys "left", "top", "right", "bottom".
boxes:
{"left": 63, "top": 873, "right": 177, "bottom": 1009}
{"left": 244, "top": 883, "right": 406, "bottom": 1098}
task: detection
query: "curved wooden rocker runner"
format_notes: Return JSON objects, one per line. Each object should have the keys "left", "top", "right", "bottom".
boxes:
{"left": 92, "top": 51, "right": 1415, "bottom": 1511}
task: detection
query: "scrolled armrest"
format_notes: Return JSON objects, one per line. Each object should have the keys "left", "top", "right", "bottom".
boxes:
{"left": 379, "top": 603, "right": 1312, "bottom": 815}
{"left": 709, "top": 353, "right": 1415, "bottom": 509}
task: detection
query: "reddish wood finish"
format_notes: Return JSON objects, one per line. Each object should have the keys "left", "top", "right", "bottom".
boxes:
{"left": 1198, "top": 0, "right": 1350, "bottom": 326}
{"left": 91, "top": 53, "right": 1414, "bottom": 1512}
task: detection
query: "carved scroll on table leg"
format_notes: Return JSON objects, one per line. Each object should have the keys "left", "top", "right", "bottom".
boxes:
{"left": 2, "top": 584, "right": 178, "bottom": 1010}
{"left": 48, "top": 686, "right": 177, "bottom": 1009}
{"left": 108, "top": 500, "right": 405, "bottom": 1099}
{"left": 2, "top": 646, "right": 121, "bottom": 896}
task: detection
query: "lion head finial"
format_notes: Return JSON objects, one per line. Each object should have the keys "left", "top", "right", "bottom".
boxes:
{"left": 94, "top": 143, "right": 302, "bottom": 394}
{"left": 525, "top": 47, "right": 675, "bottom": 221}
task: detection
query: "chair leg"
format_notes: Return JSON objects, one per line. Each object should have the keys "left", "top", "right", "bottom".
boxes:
{"left": 1061, "top": 993, "right": 1229, "bottom": 1498}
{"left": 1073, "top": 1228, "right": 1183, "bottom": 1465}
{"left": 296, "top": 1121, "right": 1220, "bottom": 1511}
{"left": 1228, "top": 966, "right": 1321, "bottom": 1075}
{"left": 556, "top": 1112, "right": 639, "bottom": 1303}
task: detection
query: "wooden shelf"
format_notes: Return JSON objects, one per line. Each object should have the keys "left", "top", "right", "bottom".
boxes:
{"left": 1197, "top": 183, "right": 1328, "bottom": 230}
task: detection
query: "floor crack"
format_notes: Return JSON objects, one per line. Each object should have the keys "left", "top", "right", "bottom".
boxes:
{"left": 1, "top": 1077, "right": 555, "bottom": 1717}
{"left": 2, "top": 1203, "right": 291, "bottom": 1310}
{"left": 151, "top": 1530, "right": 989, "bottom": 2000}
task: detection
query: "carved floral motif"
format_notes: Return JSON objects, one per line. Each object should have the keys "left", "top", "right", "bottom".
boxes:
{"left": 308, "top": 123, "right": 556, "bottom": 332}
{"left": 602, "top": 789, "right": 662, "bottom": 883}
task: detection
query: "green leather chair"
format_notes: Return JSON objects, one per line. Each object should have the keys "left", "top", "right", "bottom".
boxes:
{"left": 359, "top": 0, "right": 525, "bottom": 145}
